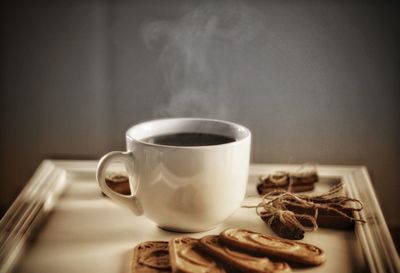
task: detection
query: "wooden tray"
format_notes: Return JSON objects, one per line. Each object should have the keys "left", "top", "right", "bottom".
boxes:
{"left": 0, "top": 160, "right": 399, "bottom": 273}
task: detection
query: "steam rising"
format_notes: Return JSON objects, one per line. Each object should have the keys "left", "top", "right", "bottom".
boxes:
{"left": 142, "top": 0, "right": 262, "bottom": 119}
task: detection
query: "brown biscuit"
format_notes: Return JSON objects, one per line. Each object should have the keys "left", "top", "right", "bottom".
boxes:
{"left": 285, "top": 203, "right": 355, "bottom": 229}
{"left": 103, "top": 173, "right": 131, "bottom": 196}
{"left": 132, "top": 241, "right": 172, "bottom": 273}
{"left": 260, "top": 213, "right": 305, "bottom": 240}
{"left": 219, "top": 228, "right": 326, "bottom": 266}
{"left": 260, "top": 172, "right": 318, "bottom": 186}
{"left": 313, "top": 215, "right": 354, "bottom": 229}
{"left": 291, "top": 173, "right": 318, "bottom": 185}
{"left": 257, "top": 183, "right": 315, "bottom": 195}
{"left": 257, "top": 172, "right": 318, "bottom": 195}
{"left": 284, "top": 202, "right": 353, "bottom": 216}
{"left": 199, "top": 235, "right": 291, "bottom": 273}
{"left": 169, "top": 237, "right": 226, "bottom": 273}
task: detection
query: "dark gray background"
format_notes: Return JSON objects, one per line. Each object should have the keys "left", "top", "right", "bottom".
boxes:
{"left": 1, "top": 0, "right": 399, "bottom": 232}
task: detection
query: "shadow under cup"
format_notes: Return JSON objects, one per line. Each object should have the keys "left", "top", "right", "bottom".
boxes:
{"left": 100, "top": 118, "right": 251, "bottom": 232}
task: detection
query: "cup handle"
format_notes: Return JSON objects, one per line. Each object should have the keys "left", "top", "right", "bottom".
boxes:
{"left": 96, "top": 151, "right": 143, "bottom": 215}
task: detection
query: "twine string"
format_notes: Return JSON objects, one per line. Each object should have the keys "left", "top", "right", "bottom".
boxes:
{"left": 259, "top": 163, "right": 318, "bottom": 191}
{"left": 257, "top": 203, "right": 318, "bottom": 232}
{"left": 244, "top": 181, "right": 365, "bottom": 233}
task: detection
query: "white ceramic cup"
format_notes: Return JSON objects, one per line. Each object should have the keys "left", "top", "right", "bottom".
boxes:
{"left": 96, "top": 118, "right": 251, "bottom": 232}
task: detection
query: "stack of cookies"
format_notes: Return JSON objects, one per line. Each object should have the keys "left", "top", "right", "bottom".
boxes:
{"left": 257, "top": 169, "right": 319, "bottom": 195}
{"left": 131, "top": 228, "right": 326, "bottom": 273}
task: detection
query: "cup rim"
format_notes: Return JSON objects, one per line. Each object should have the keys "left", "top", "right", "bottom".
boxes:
{"left": 125, "top": 117, "right": 251, "bottom": 149}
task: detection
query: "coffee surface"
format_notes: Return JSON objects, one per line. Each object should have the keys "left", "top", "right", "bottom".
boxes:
{"left": 143, "top": 133, "right": 235, "bottom": 146}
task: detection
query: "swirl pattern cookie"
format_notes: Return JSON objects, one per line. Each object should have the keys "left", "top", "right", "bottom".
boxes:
{"left": 199, "top": 235, "right": 291, "bottom": 273}
{"left": 220, "top": 228, "right": 326, "bottom": 266}
{"left": 169, "top": 237, "right": 226, "bottom": 273}
{"left": 132, "top": 241, "right": 172, "bottom": 273}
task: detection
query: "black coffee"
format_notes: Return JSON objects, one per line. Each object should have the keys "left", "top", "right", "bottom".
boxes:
{"left": 143, "top": 132, "right": 235, "bottom": 146}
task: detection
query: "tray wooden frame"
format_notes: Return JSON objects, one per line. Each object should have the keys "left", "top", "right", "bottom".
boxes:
{"left": 0, "top": 160, "right": 399, "bottom": 273}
